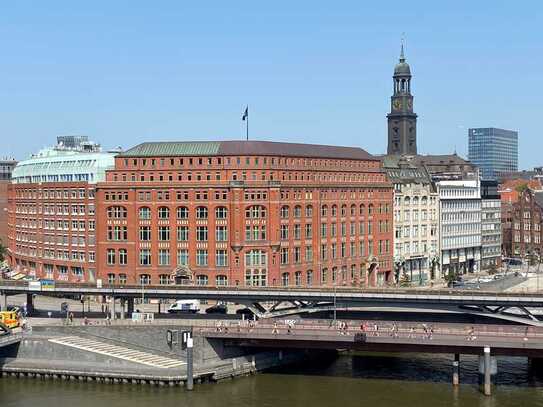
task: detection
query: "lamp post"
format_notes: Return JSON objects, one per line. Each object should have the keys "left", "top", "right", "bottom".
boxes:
{"left": 333, "top": 282, "right": 337, "bottom": 326}
{"left": 141, "top": 279, "right": 145, "bottom": 305}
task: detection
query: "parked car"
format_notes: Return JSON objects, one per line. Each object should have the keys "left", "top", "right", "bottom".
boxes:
{"left": 236, "top": 308, "right": 256, "bottom": 319}
{"left": 205, "top": 303, "right": 228, "bottom": 314}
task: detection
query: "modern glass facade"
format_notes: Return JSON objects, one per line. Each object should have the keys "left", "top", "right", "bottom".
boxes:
{"left": 468, "top": 127, "right": 518, "bottom": 180}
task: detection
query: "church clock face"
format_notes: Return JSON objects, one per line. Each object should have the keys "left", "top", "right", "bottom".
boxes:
{"left": 393, "top": 99, "right": 402, "bottom": 110}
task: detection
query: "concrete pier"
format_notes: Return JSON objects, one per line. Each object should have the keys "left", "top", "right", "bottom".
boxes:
{"left": 482, "top": 347, "right": 492, "bottom": 396}
{"left": 452, "top": 354, "right": 460, "bottom": 386}
{"left": 26, "top": 293, "right": 34, "bottom": 314}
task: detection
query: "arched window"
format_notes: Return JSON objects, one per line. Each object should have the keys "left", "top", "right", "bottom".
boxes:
{"left": 294, "top": 205, "right": 302, "bottom": 218}
{"left": 280, "top": 206, "right": 289, "bottom": 219}
{"left": 331, "top": 205, "right": 337, "bottom": 217}
{"left": 359, "top": 204, "right": 366, "bottom": 217}
{"left": 321, "top": 205, "right": 328, "bottom": 217}
{"left": 216, "top": 275, "right": 228, "bottom": 286}
{"left": 305, "top": 205, "right": 313, "bottom": 217}
{"left": 350, "top": 204, "right": 356, "bottom": 217}
{"left": 421, "top": 196, "right": 428, "bottom": 205}
{"left": 196, "top": 275, "right": 209, "bottom": 286}
{"left": 158, "top": 206, "right": 170, "bottom": 219}
{"left": 368, "top": 204, "right": 374, "bottom": 215}
{"left": 281, "top": 272, "right": 290, "bottom": 287}
{"left": 176, "top": 206, "right": 188, "bottom": 219}
{"left": 215, "top": 206, "right": 228, "bottom": 219}
{"left": 245, "top": 205, "right": 266, "bottom": 219}
{"left": 196, "top": 206, "right": 208, "bottom": 219}
{"left": 404, "top": 196, "right": 411, "bottom": 205}
{"left": 341, "top": 204, "right": 347, "bottom": 217}
{"left": 295, "top": 271, "right": 302, "bottom": 287}
{"left": 139, "top": 206, "right": 151, "bottom": 220}
{"left": 413, "top": 196, "right": 419, "bottom": 205}
{"left": 139, "top": 274, "right": 151, "bottom": 285}
{"left": 107, "top": 206, "right": 127, "bottom": 219}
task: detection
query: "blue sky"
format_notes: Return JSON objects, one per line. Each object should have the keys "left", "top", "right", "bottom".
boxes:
{"left": 0, "top": 1, "right": 541, "bottom": 168}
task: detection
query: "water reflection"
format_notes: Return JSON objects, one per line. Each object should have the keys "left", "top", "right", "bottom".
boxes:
{"left": 2, "top": 353, "right": 543, "bottom": 407}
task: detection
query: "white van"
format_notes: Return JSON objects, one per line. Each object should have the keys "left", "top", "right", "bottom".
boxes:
{"left": 168, "top": 300, "right": 200, "bottom": 314}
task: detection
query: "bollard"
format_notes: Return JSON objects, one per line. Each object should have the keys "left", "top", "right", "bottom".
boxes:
{"left": 483, "top": 347, "right": 491, "bottom": 396}
{"left": 186, "top": 336, "right": 194, "bottom": 390}
{"left": 452, "top": 354, "right": 460, "bottom": 386}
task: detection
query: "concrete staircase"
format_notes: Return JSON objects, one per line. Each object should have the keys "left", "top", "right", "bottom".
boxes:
{"left": 49, "top": 336, "right": 185, "bottom": 369}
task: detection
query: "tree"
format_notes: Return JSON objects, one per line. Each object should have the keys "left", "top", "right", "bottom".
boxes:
{"left": 487, "top": 263, "right": 498, "bottom": 275}
{"left": 515, "top": 183, "right": 529, "bottom": 194}
{"left": 443, "top": 271, "right": 458, "bottom": 286}
{"left": 0, "top": 240, "right": 5, "bottom": 262}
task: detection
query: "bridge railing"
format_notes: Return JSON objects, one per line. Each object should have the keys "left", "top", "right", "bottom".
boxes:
{"left": 2, "top": 279, "right": 543, "bottom": 297}
{"left": 198, "top": 319, "right": 543, "bottom": 342}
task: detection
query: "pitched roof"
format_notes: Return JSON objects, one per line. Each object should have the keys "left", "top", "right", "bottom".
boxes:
{"left": 120, "top": 140, "right": 375, "bottom": 160}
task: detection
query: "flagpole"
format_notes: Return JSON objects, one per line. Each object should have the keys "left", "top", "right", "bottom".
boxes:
{"left": 246, "top": 107, "right": 249, "bottom": 141}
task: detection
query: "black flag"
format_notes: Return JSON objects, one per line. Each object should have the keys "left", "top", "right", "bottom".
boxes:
{"left": 242, "top": 107, "right": 248, "bottom": 121}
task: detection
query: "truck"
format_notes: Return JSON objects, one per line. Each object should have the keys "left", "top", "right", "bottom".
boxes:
{"left": 168, "top": 300, "right": 200, "bottom": 314}
{"left": 0, "top": 310, "right": 20, "bottom": 329}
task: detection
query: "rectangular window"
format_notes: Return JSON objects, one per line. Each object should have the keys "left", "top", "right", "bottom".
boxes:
{"left": 119, "top": 249, "right": 127, "bottom": 265}
{"left": 139, "top": 249, "right": 151, "bottom": 266}
{"left": 216, "top": 226, "right": 228, "bottom": 241}
{"left": 139, "top": 226, "right": 151, "bottom": 241}
{"left": 177, "top": 226, "right": 189, "bottom": 241}
{"left": 158, "top": 226, "right": 170, "bottom": 241}
{"left": 280, "top": 225, "right": 289, "bottom": 240}
{"left": 280, "top": 248, "right": 289, "bottom": 265}
{"left": 196, "top": 249, "right": 208, "bottom": 266}
{"left": 196, "top": 226, "right": 208, "bottom": 241}
{"left": 158, "top": 249, "right": 170, "bottom": 266}
{"left": 107, "top": 249, "right": 115, "bottom": 265}
{"left": 177, "top": 249, "right": 188, "bottom": 266}
{"left": 216, "top": 250, "right": 228, "bottom": 267}
{"left": 305, "top": 223, "right": 312, "bottom": 239}
{"left": 305, "top": 245, "right": 313, "bottom": 261}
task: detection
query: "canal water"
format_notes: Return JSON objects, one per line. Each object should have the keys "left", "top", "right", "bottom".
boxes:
{"left": 1, "top": 353, "right": 542, "bottom": 407}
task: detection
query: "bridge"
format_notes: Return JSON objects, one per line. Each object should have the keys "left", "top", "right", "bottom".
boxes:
{"left": 201, "top": 319, "right": 543, "bottom": 396}
{"left": 201, "top": 320, "right": 543, "bottom": 357}
{"left": 2, "top": 280, "right": 543, "bottom": 324}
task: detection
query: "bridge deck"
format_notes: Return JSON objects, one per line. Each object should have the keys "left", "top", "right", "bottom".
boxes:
{"left": 2, "top": 280, "right": 543, "bottom": 305}
{"left": 201, "top": 321, "right": 543, "bottom": 357}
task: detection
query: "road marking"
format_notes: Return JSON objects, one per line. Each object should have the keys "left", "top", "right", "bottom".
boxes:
{"left": 49, "top": 336, "right": 185, "bottom": 369}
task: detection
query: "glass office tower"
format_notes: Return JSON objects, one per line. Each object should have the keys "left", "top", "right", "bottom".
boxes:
{"left": 468, "top": 128, "right": 518, "bottom": 180}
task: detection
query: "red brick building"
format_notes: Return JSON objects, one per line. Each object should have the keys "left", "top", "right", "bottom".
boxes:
{"left": 6, "top": 139, "right": 116, "bottom": 281}
{"left": 502, "top": 187, "right": 543, "bottom": 257}
{"left": 0, "top": 159, "right": 17, "bottom": 248}
{"left": 97, "top": 141, "right": 394, "bottom": 287}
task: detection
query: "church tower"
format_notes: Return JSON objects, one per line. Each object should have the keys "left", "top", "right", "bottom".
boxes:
{"left": 387, "top": 44, "right": 417, "bottom": 155}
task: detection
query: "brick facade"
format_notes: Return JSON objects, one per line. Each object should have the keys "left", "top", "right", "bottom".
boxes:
{"left": 8, "top": 141, "right": 394, "bottom": 288}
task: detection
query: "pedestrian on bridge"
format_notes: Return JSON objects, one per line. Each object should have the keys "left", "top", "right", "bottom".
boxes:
{"left": 272, "top": 321, "right": 279, "bottom": 335}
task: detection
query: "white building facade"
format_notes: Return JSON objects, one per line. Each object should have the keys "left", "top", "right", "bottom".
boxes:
{"left": 383, "top": 157, "right": 440, "bottom": 285}
{"left": 437, "top": 178, "right": 482, "bottom": 277}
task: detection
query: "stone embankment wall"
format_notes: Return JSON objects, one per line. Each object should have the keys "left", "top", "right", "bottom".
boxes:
{"left": 0, "top": 325, "right": 328, "bottom": 386}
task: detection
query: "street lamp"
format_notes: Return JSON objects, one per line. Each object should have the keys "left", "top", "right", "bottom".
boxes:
{"left": 333, "top": 282, "right": 337, "bottom": 327}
